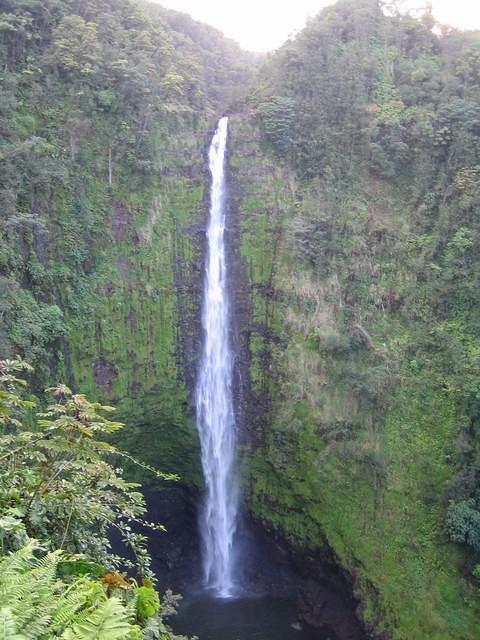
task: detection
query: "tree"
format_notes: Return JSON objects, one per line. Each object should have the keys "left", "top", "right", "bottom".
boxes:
{"left": 257, "top": 96, "right": 296, "bottom": 157}
{"left": 0, "top": 358, "right": 174, "bottom": 570}
{"left": 445, "top": 499, "right": 480, "bottom": 552}
{"left": 0, "top": 358, "right": 184, "bottom": 639}
{"left": 48, "top": 15, "right": 101, "bottom": 78}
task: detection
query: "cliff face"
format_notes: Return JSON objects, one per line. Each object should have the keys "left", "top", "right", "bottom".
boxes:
{"left": 227, "top": 113, "right": 291, "bottom": 443}
{"left": 66, "top": 126, "right": 206, "bottom": 487}
{"left": 0, "top": 0, "right": 255, "bottom": 487}
{"left": 227, "top": 106, "right": 480, "bottom": 639}
{"left": 224, "top": 2, "right": 480, "bottom": 636}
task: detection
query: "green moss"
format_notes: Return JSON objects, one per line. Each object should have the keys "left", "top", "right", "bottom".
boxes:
{"left": 65, "top": 139, "right": 206, "bottom": 487}
{"left": 229, "top": 112, "right": 480, "bottom": 638}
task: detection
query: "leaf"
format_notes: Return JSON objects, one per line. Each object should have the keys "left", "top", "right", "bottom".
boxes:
{"left": 60, "top": 559, "right": 105, "bottom": 578}
{"left": 62, "top": 597, "right": 133, "bottom": 639}
{"left": 0, "top": 608, "right": 26, "bottom": 640}
{"left": 101, "top": 573, "right": 130, "bottom": 589}
{"left": 135, "top": 586, "right": 160, "bottom": 619}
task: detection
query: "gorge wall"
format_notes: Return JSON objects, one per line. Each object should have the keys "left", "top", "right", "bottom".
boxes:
{"left": 0, "top": 0, "right": 255, "bottom": 488}
{"left": 227, "top": 111, "right": 480, "bottom": 639}
{"left": 225, "top": 2, "right": 480, "bottom": 635}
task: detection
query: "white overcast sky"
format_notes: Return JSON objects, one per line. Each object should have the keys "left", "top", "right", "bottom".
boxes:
{"left": 153, "top": 0, "right": 480, "bottom": 51}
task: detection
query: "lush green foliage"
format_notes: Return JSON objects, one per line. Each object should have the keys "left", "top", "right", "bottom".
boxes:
{"left": 0, "top": 358, "right": 185, "bottom": 639}
{"left": 240, "top": 1, "right": 480, "bottom": 637}
{"left": 3, "top": 0, "right": 480, "bottom": 636}
{"left": 0, "top": 540, "right": 182, "bottom": 639}
{"left": 0, "top": 0, "right": 253, "bottom": 382}
{"left": 0, "top": 358, "right": 167, "bottom": 567}
{"left": 0, "top": 0, "right": 254, "bottom": 486}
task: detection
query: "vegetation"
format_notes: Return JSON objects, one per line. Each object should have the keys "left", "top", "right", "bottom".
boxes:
{"left": 240, "top": 0, "right": 480, "bottom": 637}
{"left": 0, "top": 1, "right": 257, "bottom": 635}
{"left": 2, "top": 0, "right": 480, "bottom": 637}
{"left": 0, "top": 0, "right": 256, "bottom": 484}
{"left": 0, "top": 541, "right": 181, "bottom": 640}
{"left": 0, "top": 357, "right": 186, "bottom": 638}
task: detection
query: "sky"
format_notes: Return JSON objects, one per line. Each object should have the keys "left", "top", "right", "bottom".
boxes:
{"left": 153, "top": 0, "right": 480, "bottom": 51}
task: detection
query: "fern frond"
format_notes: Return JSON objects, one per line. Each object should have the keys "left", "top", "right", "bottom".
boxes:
{"left": 51, "top": 588, "right": 87, "bottom": 630}
{"left": 0, "top": 580, "right": 30, "bottom": 608}
{"left": 21, "top": 611, "right": 54, "bottom": 640}
{"left": 0, "top": 608, "right": 26, "bottom": 640}
{"left": 0, "top": 541, "right": 38, "bottom": 573}
{"left": 62, "top": 597, "right": 133, "bottom": 639}
{"left": 123, "top": 592, "right": 138, "bottom": 621}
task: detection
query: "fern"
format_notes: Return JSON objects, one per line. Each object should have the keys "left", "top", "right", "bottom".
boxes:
{"left": 61, "top": 597, "right": 133, "bottom": 639}
{"left": 0, "top": 545, "right": 174, "bottom": 639}
{"left": 51, "top": 585, "right": 89, "bottom": 630}
{"left": 135, "top": 587, "right": 159, "bottom": 619}
{"left": 0, "top": 607, "right": 26, "bottom": 640}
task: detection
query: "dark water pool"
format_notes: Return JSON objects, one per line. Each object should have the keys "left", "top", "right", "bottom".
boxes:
{"left": 169, "top": 592, "right": 338, "bottom": 640}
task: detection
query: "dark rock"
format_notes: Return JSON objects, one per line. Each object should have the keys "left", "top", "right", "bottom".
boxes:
{"left": 112, "top": 200, "right": 133, "bottom": 243}
{"left": 117, "top": 256, "right": 132, "bottom": 277}
{"left": 242, "top": 519, "right": 369, "bottom": 640}
{"left": 145, "top": 487, "right": 203, "bottom": 593}
{"left": 92, "top": 359, "right": 118, "bottom": 388}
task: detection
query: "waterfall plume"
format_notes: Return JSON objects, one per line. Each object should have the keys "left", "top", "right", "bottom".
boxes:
{"left": 195, "top": 117, "right": 239, "bottom": 598}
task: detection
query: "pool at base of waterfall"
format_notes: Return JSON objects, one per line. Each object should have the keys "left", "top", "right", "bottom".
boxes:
{"left": 168, "top": 591, "right": 339, "bottom": 640}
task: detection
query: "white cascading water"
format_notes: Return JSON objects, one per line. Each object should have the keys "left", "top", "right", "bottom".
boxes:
{"left": 196, "top": 116, "right": 239, "bottom": 598}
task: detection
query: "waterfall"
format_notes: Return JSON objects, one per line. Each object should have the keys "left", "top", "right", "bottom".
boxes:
{"left": 195, "top": 116, "right": 239, "bottom": 598}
